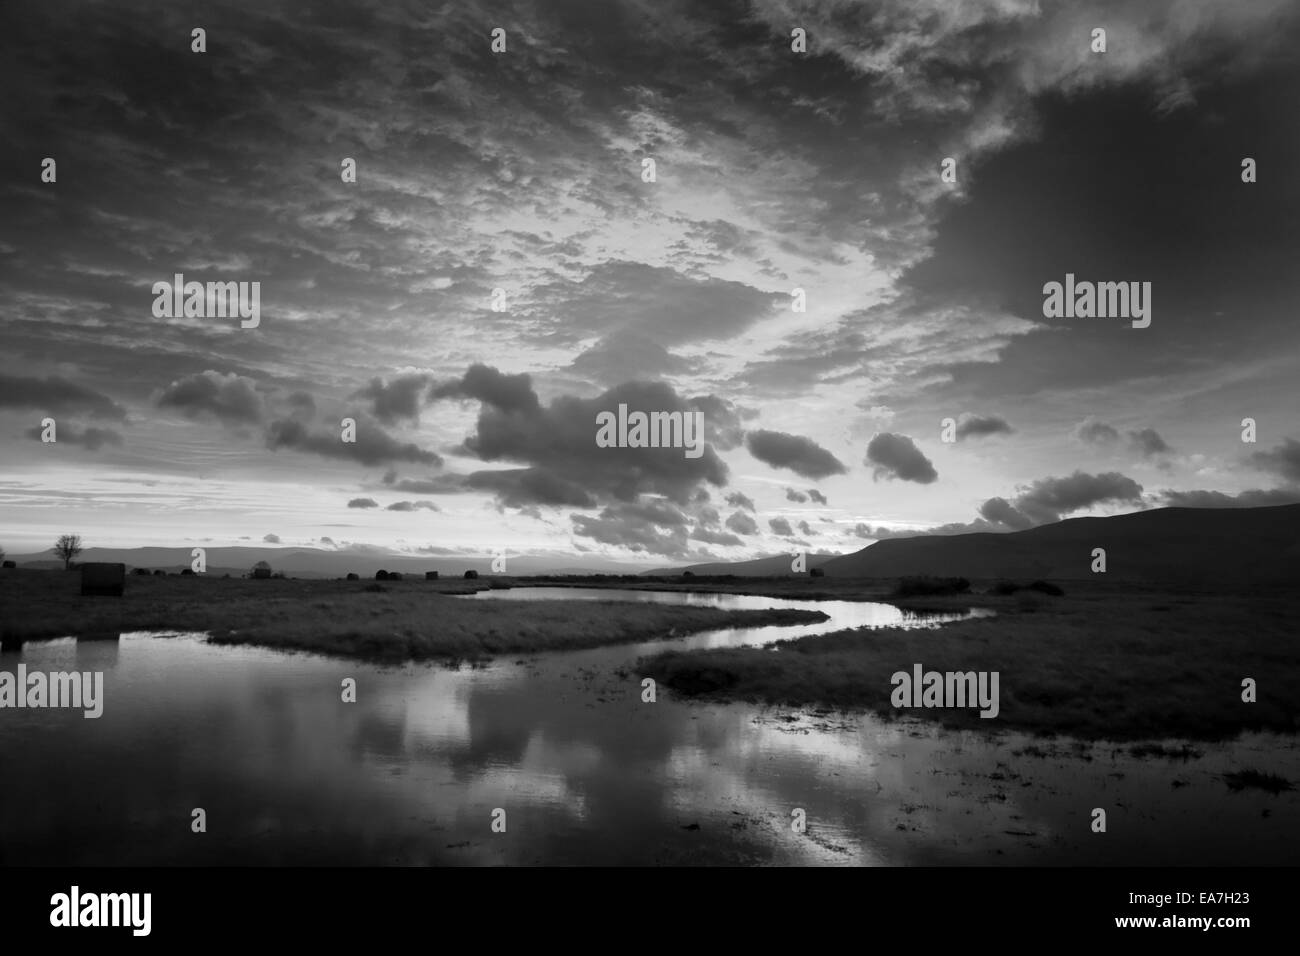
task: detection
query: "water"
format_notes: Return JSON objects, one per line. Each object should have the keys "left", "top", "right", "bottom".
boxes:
{"left": 1, "top": 588, "right": 1295, "bottom": 865}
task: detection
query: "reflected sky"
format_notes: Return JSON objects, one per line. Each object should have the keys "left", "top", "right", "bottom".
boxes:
{"left": 1, "top": 591, "right": 1296, "bottom": 865}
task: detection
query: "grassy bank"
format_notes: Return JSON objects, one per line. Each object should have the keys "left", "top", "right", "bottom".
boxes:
{"left": 640, "top": 587, "right": 1300, "bottom": 741}
{"left": 0, "top": 569, "right": 826, "bottom": 663}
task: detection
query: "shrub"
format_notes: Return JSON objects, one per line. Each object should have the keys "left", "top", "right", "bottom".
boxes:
{"left": 1026, "top": 579, "right": 1065, "bottom": 596}
{"left": 464, "top": 569, "right": 479, "bottom": 579}
{"left": 345, "top": 573, "right": 359, "bottom": 581}
{"left": 810, "top": 567, "right": 825, "bottom": 578}
{"left": 894, "top": 575, "right": 970, "bottom": 597}
{"left": 375, "top": 570, "right": 390, "bottom": 581}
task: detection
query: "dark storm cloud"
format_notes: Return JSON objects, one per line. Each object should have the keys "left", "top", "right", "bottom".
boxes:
{"left": 899, "top": 56, "right": 1300, "bottom": 407}
{"left": 725, "top": 511, "right": 758, "bottom": 535}
{"left": 797, "top": 520, "right": 817, "bottom": 536}
{"left": 865, "top": 433, "right": 938, "bottom": 484}
{"left": 725, "top": 491, "right": 756, "bottom": 512}
{"left": 266, "top": 417, "right": 442, "bottom": 467}
{"left": 768, "top": 517, "right": 794, "bottom": 536}
{"left": 347, "top": 498, "right": 379, "bottom": 509}
{"left": 955, "top": 414, "right": 1013, "bottom": 441}
{"left": 1250, "top": 438, "right": 1300, "bottom": 484}
{"left": 22, "top": 423, "right": 123, "bottom": 451}
{"left": 263, "top": 534, "right": 280, "bottom": 543}
{"left": 806, "top": 489, "right": 828, "bottom": 505}
{"left": 155, "top": 370, "right": 263, "bottom": 426}
{"left": 430, "top": 365, "right": 728, "bottom": 507}
{"left": 745, "top": 430, "right": 847, "bottom": 480}
{"left": 785, "top": 488, "right": 808, "bottom": 503}
{"left": 351, "top": 374, "right": 432, "bottom": 425}
{"left": 0, "top": 374, "right": 127, "bottom": 421}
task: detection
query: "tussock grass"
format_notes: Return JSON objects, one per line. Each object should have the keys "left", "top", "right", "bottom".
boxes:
{"left": 0, "top": 570, "right": 825, "bottom": 663}
{"left": 641, "top": 588, "right": 1300, "bottom": 741}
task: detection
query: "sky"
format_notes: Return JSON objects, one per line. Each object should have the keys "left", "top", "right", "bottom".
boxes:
{"left": 2, "top": 0, "right": 1299, "bottom": 565}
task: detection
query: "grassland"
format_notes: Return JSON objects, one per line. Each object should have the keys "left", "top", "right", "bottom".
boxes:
{"left": 0, "top": 569, "right": 826, "bottom": 663}
{"left": 640, "top": 584, "right": 1300, "bottom": 741}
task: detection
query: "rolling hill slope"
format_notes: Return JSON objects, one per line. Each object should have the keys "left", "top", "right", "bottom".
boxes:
{"left": 819, "top": 504, "right": 1300, "bottom": 583}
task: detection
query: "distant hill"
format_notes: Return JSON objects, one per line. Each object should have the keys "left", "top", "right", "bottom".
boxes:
{"left": 819, "top": 504, "right": 1300, "bottom": 583}
{"left": 645, "top": 553, "right": 841, "bottom": 577}
{"left": 4, "top": 546, "right": 650, "bottom": 579}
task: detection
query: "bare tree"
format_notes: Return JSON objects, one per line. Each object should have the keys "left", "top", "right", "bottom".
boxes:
{"left": 53, "top": 534, "right": 83, "bottom": 570}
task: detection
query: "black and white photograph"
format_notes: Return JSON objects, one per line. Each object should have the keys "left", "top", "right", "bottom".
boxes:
{"left": 1, "top": 0, "right": 1296, "bottom": 937}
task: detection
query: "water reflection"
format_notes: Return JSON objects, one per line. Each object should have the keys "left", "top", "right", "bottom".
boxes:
{"left": 0, "top": 593, "right": 1295, "bottom": 866}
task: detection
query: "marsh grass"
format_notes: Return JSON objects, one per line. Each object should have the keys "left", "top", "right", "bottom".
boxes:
{"left": 0, "top": 570, "right": 826, "bottom": 663}
{"left": 641, "top": 588, "right": 1300, "bottom": 741}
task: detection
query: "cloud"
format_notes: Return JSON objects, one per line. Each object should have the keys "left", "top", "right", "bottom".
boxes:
{"left": 156, "top": 370, "right": 263, "bottom": 426}
{"left": 1074, "top": 418, "right": 1121, "bottom": 445}
{"left": 385, "top": 500, "right": 440, "bottom": 512}
{"left": 569, "top": 501, "right": 694, "bottom": 557}
{"left": 430, "top": 365, "right": 728, "bottom": 507}
{"left": 725, "top": 491, "right": 756, "bottom": 511}
{"left": 807, "top": 488, "right": 828, "bottom": 505}
{"left": 1249, "top": 438, "right": 1300, "bottom": 484}
{"left": 263, "top": 533, "right": 280, "bottom": 543}
{"left": 1158, "top": 487, "right": 1300, "bottom": 508}
{"left": 797, "top": 520, "right": 817, "bottom": 536}
{"left": 955, "top": 414, "right": 1013, "bottom": 440}
{"left": 1128, "top": 427, "right": 1172, "bottom": 458}
{"left": 430, "top": 364, "right": 539, "bottom": 414}
{"left": 745, "top": 430, "right": 848, "bottom": 480}
{"left": 691, "top": 525, "right": 744, "bottom": 547}
{"left": 22, "top": 423, "right": 123, "bottom": 451}
{"left": 0, "top": 373, "right": 127, "bottom": 421}
{"left": 865, "top": 433, "right": 938, "bottom": 484}
{"left": 785, "top": 488, "right": 808, "bottom": 503}
{"left": 768, "top": 517, "right": 794, "bottom": 536}
{"left": 266, "top": 416, "right": 442, "bottom": 467}
{"left": 977, "top": 496, "right": 1034, "bottom": 531}
{"left": 351, "top": 373, "right": 432, "bottom": 425}
{"left": 725, "top": 511, "right": 758, "bottom": 535}
{"left": 347, "top": 498, "right": 379, "bottom": 509}
{"left": 982, "top": 470, "right": 1145, "bottom": 528}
